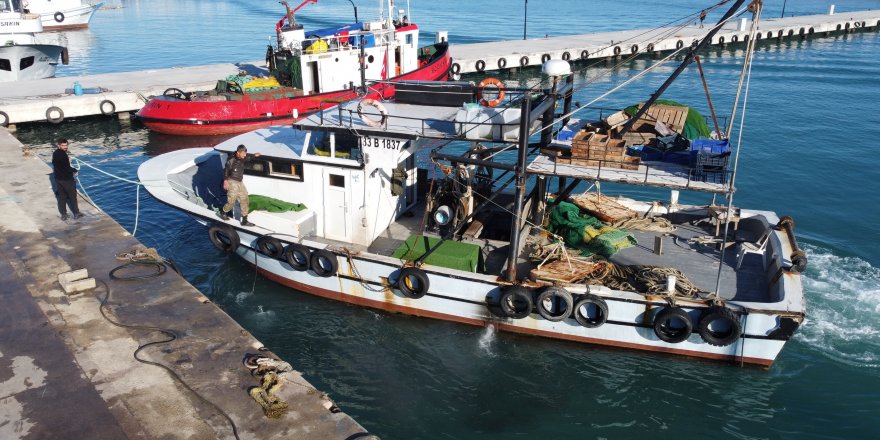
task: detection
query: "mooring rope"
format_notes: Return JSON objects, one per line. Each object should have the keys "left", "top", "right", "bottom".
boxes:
{"left": 71, "top": 157, "right": 146, "bottom": 237}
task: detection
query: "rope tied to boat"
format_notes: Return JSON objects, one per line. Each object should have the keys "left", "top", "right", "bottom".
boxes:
{"left": 611, "top": 216, "right": 676, "bottom": 232}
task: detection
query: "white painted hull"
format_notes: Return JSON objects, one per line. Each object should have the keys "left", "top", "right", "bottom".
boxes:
{"left": 36, "top": 4, "right": 98, "bottom": 30}
{"left": 0, "top": 44, "right": 62, "bottom": 82}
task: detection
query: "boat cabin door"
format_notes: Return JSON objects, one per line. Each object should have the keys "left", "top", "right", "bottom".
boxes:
{"left": 322, "top": 168, "right": 351, "bottom": 241}
{"left": 306, "top": 61, "right": 320, "bottom": 94}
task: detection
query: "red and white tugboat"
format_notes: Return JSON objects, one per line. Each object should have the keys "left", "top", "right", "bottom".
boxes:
{"left": 136, "top": 0, "right": 452, "bottom": 136}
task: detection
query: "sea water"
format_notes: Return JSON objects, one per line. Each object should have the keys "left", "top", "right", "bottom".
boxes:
{"left": 17, "top": 0, "right": 880, "bottom": 438}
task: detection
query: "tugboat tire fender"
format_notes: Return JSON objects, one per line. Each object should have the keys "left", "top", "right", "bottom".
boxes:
{"left": 256, "top": 235, "right": 284, "bottom": 259}
{"left": 477, "top": 77, "right": 505, "bottom": 108}
{"left": 284, "top": 243, "right": 311, "bottom": 271}
{"left": 698, "top": 306, "right": 742, "bottom": 347}
{"left": 499, "top": 285, "right": 533, "bottom": 319}
{"left": 653, "top": 306, "right": 693, "bottom": 343}
{"left": 573, "top": 294, "right": 608, "bottom": 328}
{"left": 397, "top": 267, "right": 430, "bottom": 299}
{"left": 536, "top": 286, "right": 573, "bottom": 322}
{"left": 310, "top": 249, "right": 338, "bottom": 277}
{"left": 208, "top": 224, "right": 239, "bottom": 253}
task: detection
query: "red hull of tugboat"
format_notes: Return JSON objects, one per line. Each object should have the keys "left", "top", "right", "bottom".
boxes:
{"left": 137, "top": 44, "right": 452, "bottom": 136}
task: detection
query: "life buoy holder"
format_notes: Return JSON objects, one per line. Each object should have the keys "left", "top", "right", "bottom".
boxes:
{"left": 46, "top": 106, "right": 64, "bottom": 124}
{"left": 284, "top": 243, "right": 311, "bottom": 271}
{"left": 698, "top": 307, "right": 742, "bottom": 347}
{"left": 256, "top": 236, "right": 284, "bottom": 259}
{"left": 357, "top": 99, "right": 387, "bottom": 128}
{"left": 208, "top": 224, "right": 239, "bottom": 253}
{"left": 396, "top": 267, "right": 429, "bottom": 299}
{"left": 676, "top": 40, "right": 684, "bottom": 49}
{"left": 0, "top": 111, "right": 9, "bottom": 128}
{"left": 477, "top": 77, "right": 505, "bottom": 108}
{"left": 573, "top": 294, "right": 608, "bottom": 328}
{"left": 310, "top": 249, "right": 338, "bottom": 277}
{"left": 561, "top": 51, "right": 571, "bottom": 61}
{"left": 54, "top": 12, "right": 65, "bottom": 23}
{"left": 653, "top": 307, "right": 693, "bottom": 343}
{"left": 535, "top": 287, "right": 573, "bottom": 322}
{"left": 497, "top": 58, "right": 507, "bottom": 69}
{"left": 99, "top": 100, "right": 116, "bottom": 116}
{"left": 630, "top": 44, "right": 639, "bottom": 54}
{"left": 499, "top": 286, "right": 533, "bottom": 319}
{"left": 580, "top": 50, "right": 589, "bottom": 60}
{"left": 475, "top": 59, "right": 486, "bottom": 72}
{"left": 519, "top": 56, "right": 529, "bottom": 67}
{"left": 450, "top": 63, "right": 461, "bottom": 74}
{"left": 613, "top": 46, "right": 621, "bottom": 56}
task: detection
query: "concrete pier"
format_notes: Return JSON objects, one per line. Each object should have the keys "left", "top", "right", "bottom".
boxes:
{"left": 0, "top": 128, "right": 371, "bottom": 439}
{"left": 0, "top": 10, "right": 878, "bottom": 127}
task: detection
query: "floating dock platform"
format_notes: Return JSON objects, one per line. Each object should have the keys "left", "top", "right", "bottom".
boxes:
{"left": 0, "top": 10, "right": 878, "bottom": 127}
{"left": 0, "top": 128, "right": 373, "bottom": 439}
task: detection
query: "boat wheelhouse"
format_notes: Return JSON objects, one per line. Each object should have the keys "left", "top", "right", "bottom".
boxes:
{"left": 135, "top": 0, "right": 451, "bottom": 136}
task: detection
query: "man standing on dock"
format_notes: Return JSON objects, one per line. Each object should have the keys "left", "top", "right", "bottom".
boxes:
{"left": 51, "top": 138, "right": 83, "bottom": 221}
{"left": 699, "top": 9, "right": 707, "bottom": 28}
{"left": 218, "top": 144, "right": 258, "bottom": 226}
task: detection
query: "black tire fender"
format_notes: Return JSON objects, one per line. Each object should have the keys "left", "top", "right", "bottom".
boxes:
{"left": 541, "top": 53, "right": 551, "bottom": 63}
{"left": 630, "top": 44, "right": 639, "bottom": 54}
{"left": 450, "top": 62, "right": 461, "bottom": 74}
{"left": 475, "top": 59, "right": 486, "bottom": 72}
{"left": 646, "top": 43, "right": 655, "bottom": 53}
{"left": 54, "top": 12, "right": 65, "bottom": 23}
{"left": 99, "top": 100, "right": 116, "bottom": 116}
{"left": 573, "top": 294, "right": 608, "bottom": 328}
{"left": 653, "top": 307, "right": 693, "bottom": 343}
{"left": 580, "top": 49, "right": 589, "bottom": 60}
{"left": 561, "top": 51, "right": 571, "bottom": 61}
{"left": 613, "top": 46, "right": 621, "bottom": 56}
{"left": 256, "top": 236, "right": 284, "bottom": 259}
{"left": 499, "top": 286, "right": 533, "bottom": 319}
{"left": 208, "top": 224, "right": 239, "bottom": 253}
{"left": 0, "top": 111, "right": 9, "bottom": 127}
{"left": 676, "top": 40, "right": 684, "bottom": 49}
{"left": 397, "top": 267, "right": 430, "bottom": 299}
{"left": 310, "top": 249, "right": 338, "bottom": 277}
{"left": 497, "top": 57, "right": 507, "bottom": 69}
{"left": 536, "top": 287, "right": 573, "bottom": 322}
{"left": 519, "top": 55, "right": 529, "bottom": 67}
{"left": 46, "top": 106, "right": 64, "bottom": 124}
{"left": 284, "top": 243, "right": 311, "bottom": 271}
{"left": 698, "top": 307, "right": 742, "bottom": 347}
{"left": 61, "top": 47, "right": 69, "bottom": 65}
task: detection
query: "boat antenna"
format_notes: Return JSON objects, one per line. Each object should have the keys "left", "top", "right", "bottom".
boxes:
{"left": 618, "top": 0, "right": 747, "bottom": 137}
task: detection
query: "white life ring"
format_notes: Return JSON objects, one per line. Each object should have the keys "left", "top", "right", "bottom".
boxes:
{"left": 357, "top": 99, "right": 387, "bottom": 128}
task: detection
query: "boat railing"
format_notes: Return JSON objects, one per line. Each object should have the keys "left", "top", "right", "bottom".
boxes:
{"left": 291, "top": 28, "right": 396, "bottom": 56}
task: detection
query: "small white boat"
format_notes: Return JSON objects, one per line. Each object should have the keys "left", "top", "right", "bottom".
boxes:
{"left": 0, "top": 0, "right": 67, "bottom": 82}
{"left": 139, "top": 2, "right": 806, "bottom": 367}
{"left": 21, "top": 0, "right": 100, "bottom": 30}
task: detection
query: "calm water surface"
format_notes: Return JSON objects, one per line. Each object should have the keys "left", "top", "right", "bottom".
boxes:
{"left": 17, "top": 1, "right": 880, "bottom": 438}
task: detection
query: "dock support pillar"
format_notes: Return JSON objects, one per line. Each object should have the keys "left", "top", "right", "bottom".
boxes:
{"left": 6, "top": 124, "right": 16, "bottom": 133}
{"left": 117, "top": 111, "right": 131, "bottom": 121}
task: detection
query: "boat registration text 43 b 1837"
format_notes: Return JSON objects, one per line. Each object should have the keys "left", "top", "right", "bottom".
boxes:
{"left": 360, "top": 136, "right": 403, "bottom": 150}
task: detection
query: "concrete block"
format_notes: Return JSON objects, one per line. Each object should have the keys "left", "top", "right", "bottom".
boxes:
{"left": 58, "top": 269, "right": 96, "bottom": 293}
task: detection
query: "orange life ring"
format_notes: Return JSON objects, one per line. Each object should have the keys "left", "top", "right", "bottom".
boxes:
{"left": 357, "top": 99, "right": 388, "bottom": 127}
{"left": 477, "top": 77, "right": 505, "bottom": 108}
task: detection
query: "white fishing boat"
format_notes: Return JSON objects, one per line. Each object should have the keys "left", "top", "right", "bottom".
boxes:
{"left": 21, "top": 0, "right": 100, "bottom": 30}
{"left": 139, "top": 1, "right": 806, "bottom": 367}
{"left": 0, "top": 0, "right": 67, "bottom": 81}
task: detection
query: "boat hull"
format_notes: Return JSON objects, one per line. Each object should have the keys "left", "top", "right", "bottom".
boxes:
{"left": 36, "top": 4, "right": 98, "bottom": 30}
{"left": 0, "top": 44, "right": 63, "bottom": 82}
{"left": 136, "top": 44, "right": 453, "bottom": 136}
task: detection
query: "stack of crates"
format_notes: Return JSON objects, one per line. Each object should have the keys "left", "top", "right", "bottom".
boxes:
{"left": 559, "top": 131, "right": 639, "bottom": 170}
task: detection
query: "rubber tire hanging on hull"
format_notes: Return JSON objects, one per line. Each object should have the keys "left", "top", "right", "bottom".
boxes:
{"left": 0, "top": 111, "right": 9, "bottom": 127}
{"left": 573, "top": 294, "right": 608, "bottom": 328}
{"left": 54, "top": 12, "right": 65, "bottom": 23}
{"left": 535, "top": 287, "right": 573, "bottom": 322}
{"left": 653, "top": 307, "right": 693, "bottom": 343}
{"left": 208, "top": 224, "right": 239, "bottom": 253}
{"left": 397, "top": 267, "right": 430, "bottom": 299}
{"left": 46, "top": 107, "right": 64, "bottom": 124}
{"left": 284, "top": 243, "right": 311, "bottom": 271}
{"left": 256, "top": 236, "right": 284, "bottom": 259}
{"left": 698, "top": 307, "right": 742, "bottom": 347}
{"left": 499, "top": 286, "right": 533, "bottom": 319}
{"left": 99, "top": 100, "right": 116, "bottom": 115}
{"left": 310, "top": 249, "right": 338, "bottom": 277}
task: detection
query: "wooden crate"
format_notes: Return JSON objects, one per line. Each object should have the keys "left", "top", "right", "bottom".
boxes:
{"left": 636, "top": 103, "right": 689, "bottom": 134}
{"left": 569, "top": 192, "right": 638, "bottom": 223}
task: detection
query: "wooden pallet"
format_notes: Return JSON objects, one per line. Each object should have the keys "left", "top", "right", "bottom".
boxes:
{"left": 638, "top": 103, "right": 689, "bottom": 134}
{"left": 569, "top": 192, "right": 638, "bottom": 223}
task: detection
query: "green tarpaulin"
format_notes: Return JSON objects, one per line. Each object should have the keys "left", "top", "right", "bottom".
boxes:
{"left": 625, "top": 99, "right": 713, "bottom": 140}
{"left": 249, "top": 194, "right": 307, "bottom": 213}
{"left": 392, "top": 235, "right": 482, "bottom": 273}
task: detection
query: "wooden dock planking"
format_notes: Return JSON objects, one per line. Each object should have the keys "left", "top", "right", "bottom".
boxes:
{"left": 449, "top": 10, "right": 880, "bottom": 74}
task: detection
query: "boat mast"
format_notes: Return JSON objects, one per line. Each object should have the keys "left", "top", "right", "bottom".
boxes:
{"left": 618, "top": 0, "right": 746, "bottom": 136}
{"left": 506, "top": 95, "right": 532, "bottom": 282}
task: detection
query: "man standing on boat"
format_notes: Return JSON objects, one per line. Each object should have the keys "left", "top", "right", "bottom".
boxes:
{"left": 51, "top": 138, "right": 83, "bottom": 221}
{"left": 218, "top": 144, "right": 259, "bottom": 226}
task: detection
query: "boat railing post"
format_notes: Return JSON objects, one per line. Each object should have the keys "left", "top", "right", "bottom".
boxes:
{"left": 506, "top": 95, "right": 532, "bottom": 283}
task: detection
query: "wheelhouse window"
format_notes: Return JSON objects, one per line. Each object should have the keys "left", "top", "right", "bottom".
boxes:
{"left": 0, "top": 59, "right": 10, "bottom": 72}
{"left": 333, "top": 131, "right": 363, "bottom": 161}
{"left": 19, "top": 56, "right": 34, "bottom": 70}
{"left": 305, "top": 130, "right": 362, "bottom": 162}
{"left": 306, "top": 130, "right": 331, "bottom": 157}
{"left": 243, "top": 156, "right": 303, "bottom": 181}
